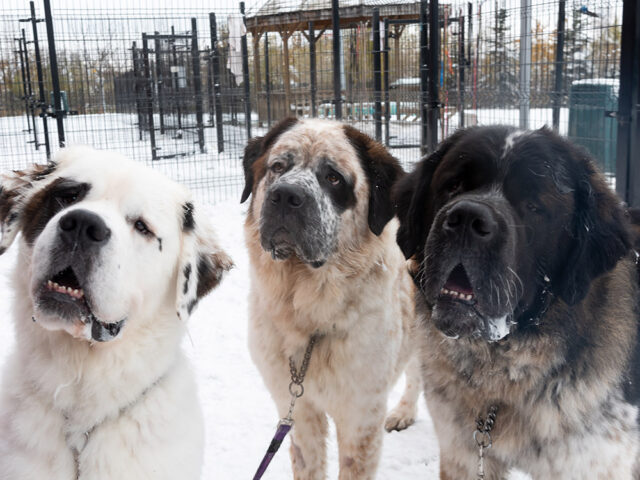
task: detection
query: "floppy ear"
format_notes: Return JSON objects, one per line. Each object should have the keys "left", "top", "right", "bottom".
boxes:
{"left": 240, "top": 117, "right": 299, "bottom": 203}
{"left": 176, "top": 202, "right": 233, "bottom": 321}
{"left": 555, "top": 148, "right": 631, "bottom": 305}
{"left": 392, "top": 132, "right": 462, "bottom": 259}
{"left": 0, "top": 162, "right": 57, "bottom": 255}
{"left": 343, "top": 125, "right": 405, "bottom": 235}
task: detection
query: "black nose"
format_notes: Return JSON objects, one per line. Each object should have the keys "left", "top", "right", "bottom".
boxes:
{"left": 58, "top": 209, "right": 111, "bottom": 246}
{"left": 268, "top": 183, "right": 306, "bottom": 209}
{"left": 444, "top": 200, "right": 497, "bottom": 242}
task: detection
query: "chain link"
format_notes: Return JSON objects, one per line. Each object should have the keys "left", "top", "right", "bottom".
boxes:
{"left": 283, "top": 335, "right": 318, "bottom": 424}
{"left": 474, "top": 405, "right": 498, "bottom": 480}
{"left": 289, "top": 335, "right": 317, "bottom": 389}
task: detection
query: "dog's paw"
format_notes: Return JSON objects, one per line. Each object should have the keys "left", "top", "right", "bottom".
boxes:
{"left": 384, "top": 403, "right": 416, "bottom": 432}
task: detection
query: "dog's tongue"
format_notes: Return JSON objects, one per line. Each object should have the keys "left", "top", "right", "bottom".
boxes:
{"left": 443, "top": 264, "right": 473, "bottom": 295}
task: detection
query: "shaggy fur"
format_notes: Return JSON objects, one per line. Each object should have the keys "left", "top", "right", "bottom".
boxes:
{"left": 394, "top": 126, "right": 640, "bottom": 479}
{"left": 0, "top": 147, "right": 232, "bottom": 479}
{"left": 242, "top": 118, "right": 421, "bottom": 479}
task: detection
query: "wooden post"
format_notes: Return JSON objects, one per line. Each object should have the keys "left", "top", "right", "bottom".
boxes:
{"left": 252, "top": 31, "right": 262, "bottom": 125}
{"left": 281, "top": 30, "right": 292, "bottom": 118}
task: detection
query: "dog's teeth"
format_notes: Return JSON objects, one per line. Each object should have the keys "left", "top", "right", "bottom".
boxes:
{"left": 53, "top": 282, "right": 59, "bottom": 288}
{"left": 67, "top": 287, "right": 72, "bottom": 293}
{"left": 466, "top": 294, "right": 473, "bottom": 300}
{"left": 443, "top": 288, "right": 449, "bottom": 294}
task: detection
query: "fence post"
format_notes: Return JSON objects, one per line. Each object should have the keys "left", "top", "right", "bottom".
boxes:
{"left": 383, "top": 19, "right": 390, "bottom": 146}
{"left": 265, "top": 32, "right": 272, "bottom": 126}
{"left": 43, "top": 0, "right": 65, "bottom": 149}
{"left": 207, "top": 47, "right": 215, "bottom": 126}
{"left": 552, "top": 0, "right": 565, "bottom": 132}
{"left": 142, "top": 34, "right": 157, "bottom": 160}
{"left": 240, "top": 2, "right": 252, "bottom": 140}
{"left": 519, "top": 0, "right": 532, "bottom": 130}
{"left": 209, "top": 13, "right": 224, "bottom": 153}
{"left": 332, "top": 0, "right": 342, "bottom": 119}
{"left": 15, "top": 35, "right": 31, "bottom": 133}
{"left": 372, "top": 9, "right": 382, "bottom": 142}
{"left": 309, "top": 22, "right": 317, "bottom": 118}
{"left": 422, "top": 0, "right": 439, "bottom": 154}
{"left": 25, "top": 1, "right": 50, "bottom": 156}
{"left": 191, "top": 18, "right": 205, "bottom": 154}
{"left": 459, "top": 9, "right": 465, "bottom": 128}
{"left": 154, "top": 32, "right": 165, "bottom": 135}
{"left": 616, "top": 0, "right": 640, "bottom": 205}
{"left": 132, "top": 42, "right": 144, "bottom": 140}
{"left": 21, "top": 28, "right": 38, "bottom": 147}
{"left": 170, "top": 26, "right": 183, "bottom": 131}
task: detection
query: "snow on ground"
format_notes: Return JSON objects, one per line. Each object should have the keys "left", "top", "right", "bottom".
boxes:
{"left": 0, "top": 199, "right": 532, "bottom": 479}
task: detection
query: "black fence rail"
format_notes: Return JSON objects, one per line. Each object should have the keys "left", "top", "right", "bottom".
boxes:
{"left": 0, "top": 0, "right": 629, "bottom": 204}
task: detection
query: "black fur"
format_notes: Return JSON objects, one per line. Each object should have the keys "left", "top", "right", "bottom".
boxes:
{"left": 343, "top": 125, "right": 405, "bottom": 236}
{"left": 182, "top": 202, "right": 195, "bottom": 232}
{"left": 240, "top": 117, "right": 299, "bottom": 203}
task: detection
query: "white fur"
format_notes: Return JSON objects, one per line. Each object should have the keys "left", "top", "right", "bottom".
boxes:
{"left": 0, "top": 147, "right": 230, "bottom": 479}
{"left": 246, "top": 119, "right": 421, "bottom": 479}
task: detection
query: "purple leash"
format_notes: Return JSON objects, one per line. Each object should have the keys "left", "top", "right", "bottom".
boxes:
{"left": 252, "top": 419, "right": 293, "bottom": 480}
{"left": 252, "top": 336, "right": 318, "bottom": 480}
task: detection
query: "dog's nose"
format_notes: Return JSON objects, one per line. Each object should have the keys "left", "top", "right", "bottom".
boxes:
{"left": 58, "top": 209, "right": 111, "bottom": 246}
{"left": 444, "top": 200, "right": 497, "bottom": 242}
{"left": 268, "top": 183, "right": 306, "bottom": 209}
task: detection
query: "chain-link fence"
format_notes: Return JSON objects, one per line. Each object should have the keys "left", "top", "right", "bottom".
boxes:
{"left": 0, "top": 0, "right": 624, "bottom": 203}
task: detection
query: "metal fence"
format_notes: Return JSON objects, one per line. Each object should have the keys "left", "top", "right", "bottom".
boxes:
{"left": 0, "top": 0, "right": 625, "bottom": 203}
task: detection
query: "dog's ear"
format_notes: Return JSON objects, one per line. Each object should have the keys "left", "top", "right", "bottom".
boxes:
{"left": 240, "top": 117, "right": 299, "bottom": 203}
{"left": 343, "top": 125, "right": 405, "bottom": 235}
{"left": 176, "top": 202, "right": 233, "bottom": 321}
{"left": 240, "top": 137, "right": 264, "bottom": 204}
{"left": 0, "top": 162, "right": 57, "bottom": 255}
{"left": 392, "top": 132, "right": 462, "bottom": 259}
{"left": 555, "top": 145, "right": 631, "bottom": 305}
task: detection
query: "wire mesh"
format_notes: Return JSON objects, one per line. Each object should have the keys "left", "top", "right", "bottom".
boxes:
{"left": 0, "top": 0, "right": 625, "bottom": 203}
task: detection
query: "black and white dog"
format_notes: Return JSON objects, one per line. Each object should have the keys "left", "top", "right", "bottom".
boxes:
{"left": 0, "top": 146, "right": 232, "bottom": 479}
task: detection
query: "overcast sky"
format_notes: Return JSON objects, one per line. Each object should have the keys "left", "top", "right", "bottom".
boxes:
{"left": 4, "top": 0, "right": 262, "bottom": 13}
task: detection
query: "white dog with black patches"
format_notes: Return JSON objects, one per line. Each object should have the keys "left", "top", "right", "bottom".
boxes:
{"left": 0, "top": 147, "right": 232, "bottom": 479}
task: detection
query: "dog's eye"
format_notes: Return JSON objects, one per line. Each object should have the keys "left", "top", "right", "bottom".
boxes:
{"left": 526, "top": 202, "right": 541, "bottom": 213}
{"left": 134, "top": 219, "right": 152, "bottom": 236}
{"left": 447, "top": 179, "right": 462, "bottom": 195}
{"left": 271, "top": 162, "right": 285, "bottom": 174}
{"left": 326, "top": 171, "right": 342, "bottom": 186}
{"left": 55, "top": 190, "right": 80, "bottom": 206}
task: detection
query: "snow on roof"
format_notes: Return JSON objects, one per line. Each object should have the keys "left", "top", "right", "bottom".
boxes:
{"left": 250, "top": 0, "right": 414, "bottom": 17}
{"left": 390, "top": 77, "right": 421, "bottom": 87}
{"left": 571, "top": 78, "right": 619, "bottom": 86}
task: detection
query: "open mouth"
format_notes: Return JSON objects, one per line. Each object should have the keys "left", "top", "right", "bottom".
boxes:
{"left": 440, "top": 264, "right": 475, "bottom": 303}
{"left": 46, "top": 266, "right": 84, "bottom": 300}
{"left": 40, "top": 266, "right": 125, "bottom": 342}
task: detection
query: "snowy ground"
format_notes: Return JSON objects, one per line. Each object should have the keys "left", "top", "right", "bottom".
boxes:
{"left": 1, "top": 108, "right": 571, "bottom": 205}
{"left": 0, "top": 199, "right": 533, "bottom": 479}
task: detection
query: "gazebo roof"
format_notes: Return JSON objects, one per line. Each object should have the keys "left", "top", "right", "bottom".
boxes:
{"left": 246, "top": 0, "right": 421, "bottom": 33}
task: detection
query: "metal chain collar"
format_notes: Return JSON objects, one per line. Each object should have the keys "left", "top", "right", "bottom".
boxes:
{"left": 474, "top": 404, "right": 498, "bottom": 480}
{"left": 283, "top": 335, "right": 318, "bottom": 425}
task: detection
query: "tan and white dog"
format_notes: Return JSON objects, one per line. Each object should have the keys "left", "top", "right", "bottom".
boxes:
{"left": 0, "top": 147, "right": 232, "bottom": 480}
{"left": 242, "top": 118, "right": 421, "bottom": 479}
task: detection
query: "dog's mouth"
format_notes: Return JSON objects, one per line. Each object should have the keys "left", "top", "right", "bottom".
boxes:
{"left": 431, "top": 263, "right": 513, "bottom": 342}
{"left": 46, "top": 266, "right": 85, "bottom": 300}
{"left": 267, "top": 228, "right": 296, "bottom": 260}
{"left": 439, "top": 264, "right": 476, "bottom": 304}
{"left": 263, "top": 227, "right": 326, "bottom": 268}
{"left": 37, "top": 266, "right": 125, "bottom": 342}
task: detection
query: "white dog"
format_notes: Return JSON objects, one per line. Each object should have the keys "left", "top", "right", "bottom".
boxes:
{"left": 0, "top": 147, "right": 232, "bottom": 480}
